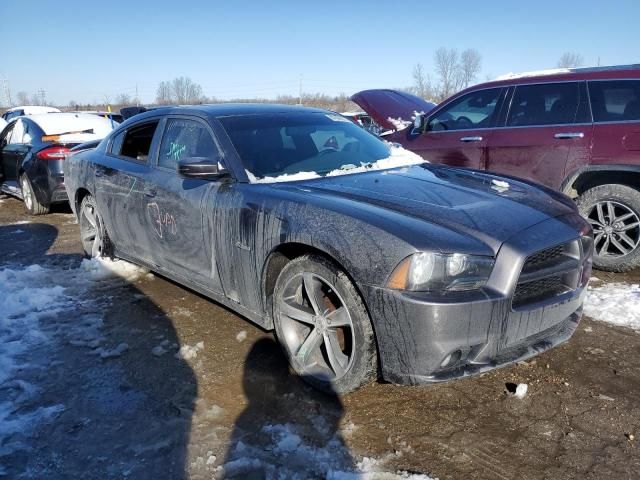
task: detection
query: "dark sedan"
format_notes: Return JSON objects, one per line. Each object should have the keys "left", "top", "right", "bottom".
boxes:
{"left": 64, "top": 104, "right": 593, "bottom": 393}
{"left": 0, "top": 113, "right": 115, "bottom": 214}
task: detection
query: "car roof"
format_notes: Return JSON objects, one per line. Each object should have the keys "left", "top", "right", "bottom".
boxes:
{"left": 5, "top": 105, "right": 61, "bottom": 114}
{"left": 126, "top": 103, "right": 329, "bottom": 123}
{"left": 462, "top": 64, "right": 640, "bottom": 93}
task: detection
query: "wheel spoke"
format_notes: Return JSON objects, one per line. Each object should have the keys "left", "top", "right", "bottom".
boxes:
{"left": 598, "top": 236, "right": 611, "bottom": 256}
{"left": 325, "top": 307, "right": 351, "bottom": 327}
{"left": 618, "top": 231, "right": 639, "bottom": 248}
{"left": 610, "top": 236, "right": 629, "bottom": 255}
{"left": 621, "top": 221, "right": 640, "bottom": 232}
{"left": 281, "top": 298, "right": 315, "bottom": 325}
{"left": 91, "top": 231, "right": 102, "bottom": 257}
{"left": 323, "top": 330, "right": 348, "bottom": 377}
{"left": 594, "top": 232, "right": 605, "bottom": 248}
{"left": 84, "top": 207, "right": 97, "bottom": 228}
{"left": 296, "top": 328, "right": 323, "bottom": 366}
{"left": 82, "top": 231, "right": 96, "bottom": 243}
{"left": 614, "top": 212, "right": 635, "bottom": 223}
{"left": 607, "top": 201, "right": 616, "bottom": 223}
{"left": 303, "top": 273, "right": 326, "bottom": 315}
{"left": 596, "top": 203, "right": 606, "bottom": 225}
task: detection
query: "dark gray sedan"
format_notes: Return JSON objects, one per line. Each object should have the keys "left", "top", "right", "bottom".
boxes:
{"left": 64, "top": 104, "right": 593, "bottom": 393}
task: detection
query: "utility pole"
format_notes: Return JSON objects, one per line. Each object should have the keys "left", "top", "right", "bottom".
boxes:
{"left": 298, "top": 75, "right": 302, "bottom": 105}
{"left": 1, "top": 76, "right": 12, "bottom": 107}
{"left": 37, "top": 89, "right": 46, "bottom": 106}
{"left": 135, "top": 83, "right": 139, "bottom": 106}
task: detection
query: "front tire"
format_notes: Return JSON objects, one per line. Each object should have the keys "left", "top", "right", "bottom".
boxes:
{"left": 79, "top": 195, "right": 106, "bottom": 258}
{"left": 20, "top": 174, "right": 49, "bottom": 215}
{"left": 576, "top": 184, "right": 640, "bottom": 272}
{"left": 272, "top": 254, "right": 377, "bottom": 394}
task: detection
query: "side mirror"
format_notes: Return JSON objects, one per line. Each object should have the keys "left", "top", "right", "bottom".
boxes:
{"left": 413, "top": 115, "right": 423, "bottom": 130}
{"left": 177, "top": 157, "right": 228, "bottom": 180}
{"left": 412, "top": 114, "right": 428, "bottom": 134}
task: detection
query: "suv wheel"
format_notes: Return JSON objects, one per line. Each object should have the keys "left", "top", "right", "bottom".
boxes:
{"left": 272, "top": 254, "right": 377, "bottom": 394}
{"left": 576, "top": 184, "right": 640, "bottom": 272}
{"left": 20, "top": 174, "right": 49, "bottom": 215}
{"left": 79, "top": 195, "right": 107, "bottom": 258}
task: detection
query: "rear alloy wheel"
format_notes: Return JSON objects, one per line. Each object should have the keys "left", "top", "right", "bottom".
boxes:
{"left": 20, "top": 174, "right": 49, "bottom": 215}
{"left": 576, "top": 184, "right": 640, "bottom": 272}
{"left": 273, "top": 254, "right": 377, "bottom": 394}
{"left": 79, "top": 195, "right": 105, "bottom": 258}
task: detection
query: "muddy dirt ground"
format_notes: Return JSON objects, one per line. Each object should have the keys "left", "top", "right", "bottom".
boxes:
{"left": 1, "top": 195, "right": 639, "bottom": 479}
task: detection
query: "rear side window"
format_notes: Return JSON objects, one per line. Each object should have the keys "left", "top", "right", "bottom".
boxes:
{"left": 158, "top": 119, "right": 220, "bottom": 170}
{"left": 507, "top": 82, "right": 583, "bottom": 127}
{"left": 589, "top": 80, "right": 640, "bottom": 122}
{"left": 111, "top": 121, "right": 159, "bottom": 162}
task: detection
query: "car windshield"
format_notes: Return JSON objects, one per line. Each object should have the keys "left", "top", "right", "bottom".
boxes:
{"left": 219, "top": 112, "right": 423, "bottom": 182}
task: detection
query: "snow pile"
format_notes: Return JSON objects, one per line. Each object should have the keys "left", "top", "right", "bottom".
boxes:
{"left": 247, "top": 145, "right": 425, "bottom": 184}
{"left": 494, "top": 68, "right": 571, "bottom": 81}
{"left": 236, "top": 330, "right": 247, "bottom": 342}
{"left": 584, "top": 282, "right": 640, "bottom": 330}
{"left": 386, "top": 116, "right": 412, "bottom": 131}
{"left": 81, "top": 256, "right": 149, "bottom": 282}
{"left": 175, "top": 341, "right": 204, "bottom": 360}
{"left": 218, "top": 422, "right": 436, "bottom": 479}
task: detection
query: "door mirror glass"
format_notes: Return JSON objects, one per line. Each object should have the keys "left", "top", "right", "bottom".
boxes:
{"left": 177, "top": 156, "right": 227, "bottom": 179}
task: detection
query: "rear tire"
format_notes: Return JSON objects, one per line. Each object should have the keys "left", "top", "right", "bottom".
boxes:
{"left": 272, "top": 254, "right": 377, "bottom": 394}
{"left": 20, "top": 174, "right": 49, "bottom": 215}
{"left": 79, "top": 195, "right": 107, "bottom": 258}
{"left": 576, "top": 184, "right": 640, "bottom": 272}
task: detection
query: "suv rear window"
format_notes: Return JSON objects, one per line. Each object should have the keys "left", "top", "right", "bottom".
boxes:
{"left": 588, "top": 80, "right": 640, "bottom": 123}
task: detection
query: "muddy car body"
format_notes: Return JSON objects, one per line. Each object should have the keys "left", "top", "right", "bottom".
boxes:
{"left": 64, "top": 104, "right": 592, "bottom": 392}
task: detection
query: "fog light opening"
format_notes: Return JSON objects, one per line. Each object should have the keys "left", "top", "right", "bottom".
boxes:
{"left": 440, "top": 349, "right": 462, "bottom": 368}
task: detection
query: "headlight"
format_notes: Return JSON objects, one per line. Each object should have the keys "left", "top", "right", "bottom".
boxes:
{"left": 387, "top": 252, "right": 494, "bottom": 292}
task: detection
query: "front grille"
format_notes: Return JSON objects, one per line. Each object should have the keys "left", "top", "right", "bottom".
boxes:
{"left": 512, "top": 241, "right": 581, "bottom": 310}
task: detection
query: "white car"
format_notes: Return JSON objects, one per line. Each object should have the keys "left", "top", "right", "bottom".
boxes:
{"left": 2, "top": 105, "right": 61, "bottom": 122}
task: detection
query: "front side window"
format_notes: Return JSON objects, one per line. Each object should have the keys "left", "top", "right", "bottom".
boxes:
{"left": 8, "top": 119, "right": 27, "bottom": 144}
{"left": 113, "top": 121, "right": 159, "bottom": 162}
{"left": 0, "top": 123, "right": 15, "bottom": 149}
{"left": 507, "top": 82, "right": 581, "bottom": 127}
{"left": 158, "top": 119, "right": 220, "bottom": 170}
{"left": 589, "top": 80, "right": 640, "bottom": 122}
{"left": 428, "top": 88, "right": 502, "bottom": 131}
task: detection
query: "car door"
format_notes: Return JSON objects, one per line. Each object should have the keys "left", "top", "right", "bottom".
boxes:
{"left": 487, "top": 81, "right": 593, "bottom": 189}
{"left": 95, "top": 119, "right": 162, "bottom": 261}
{"left": 587, "top": 79, "right": 640, "bottom": 167}
{"left": 141, "top": 116, "right": 226, "bottom": 292}
{"left": 408, "top": 87, "right": 505, "bottom": 169}
{"left": 0, "top": 122, "right": 15, "bottom": 187}
{"left": 0, "top": 120, "right": 31, "bottom": 191}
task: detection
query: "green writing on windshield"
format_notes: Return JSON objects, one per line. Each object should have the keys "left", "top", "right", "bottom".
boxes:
{"left": 166, "top": 142, "right": 186, "bottom": 161}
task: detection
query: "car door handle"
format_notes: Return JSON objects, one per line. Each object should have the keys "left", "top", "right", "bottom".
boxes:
{"left": 459, "top": 136, "right": 483, "bottom": 142}
{"left": 144, "top": 188, "right": 157, "bottom": 198}
{"left": 554, "top": 132, "right": 584, "bottom": 139}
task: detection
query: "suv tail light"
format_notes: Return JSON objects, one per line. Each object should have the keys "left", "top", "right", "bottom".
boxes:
{"left": 36, "top": 146, "right": 70, "bottom": 160}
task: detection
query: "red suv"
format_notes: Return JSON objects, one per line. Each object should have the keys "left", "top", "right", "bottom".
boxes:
{"left": 353, "top": 65, "right": 640, "bottom": 271}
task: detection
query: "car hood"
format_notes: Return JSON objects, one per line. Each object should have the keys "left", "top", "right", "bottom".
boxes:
{"left": 350, "top": 89, "right": 437, "bottom": 132}
{"left": 283, "top": 165, "right": 577, "bottom": 255}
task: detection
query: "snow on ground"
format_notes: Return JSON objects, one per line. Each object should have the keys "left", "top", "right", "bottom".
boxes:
{"left": 247, "top": 145, "right": 425, "bottom": 184}
{"left": 584, "top": 280, "right": 640, "bottom": 330}
{"left": 218, "top": 422, "right": 436, "bottom": 479}
{"left": 494, "top": 68, "right": 571, "bottom": 80}
{"left": 0, "top": 257, "right": 147, "bottom": 469}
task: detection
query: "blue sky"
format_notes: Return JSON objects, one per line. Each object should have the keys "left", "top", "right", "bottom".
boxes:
{"left": 0, "top": 0, "right": 638, "bottom": 105}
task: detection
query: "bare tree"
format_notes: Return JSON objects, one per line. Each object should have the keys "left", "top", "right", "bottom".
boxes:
{"left": 115, "top": 93, "right": 132, "bottom": 105}
{"left": 16, "top": 91, "right": 29, "bottom": 105}
{"left": 557, "top": 52, "right": 584, "bottom": 68}
{"left": 412, "top": 63, "right": 433, "bottom": 99}
{"left": 171, "top": 77, "right": 204, "bottom": 104}
{"left": 434, "top": 47, "right": 459, "bottom": 101}
{"left": 30, "top": 93, "right": 42, "bottom": 106}
{"left": 457, "top": 49, "right": 482, "bottom": 89}
{"left": 156, "top": 81, "right": 172, "bottom": 105}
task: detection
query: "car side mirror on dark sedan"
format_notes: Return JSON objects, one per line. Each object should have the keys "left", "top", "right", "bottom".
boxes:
{"left": 177, "top": 157, "right": 228, "bottom": 180}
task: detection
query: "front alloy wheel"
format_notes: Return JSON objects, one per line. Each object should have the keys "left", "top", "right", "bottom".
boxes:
{"left": 577, "top": 184, "right": 640, "bottom": 272}
{"left": 273, "top": 255, "right": 377, "bottom": 393}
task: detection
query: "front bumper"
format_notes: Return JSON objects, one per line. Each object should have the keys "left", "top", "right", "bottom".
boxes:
{"left": 362, "top": 213, "right": 591, "bottom": 385}
{"left": 361, "top": 283, "right": 585, "bottom": 385}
